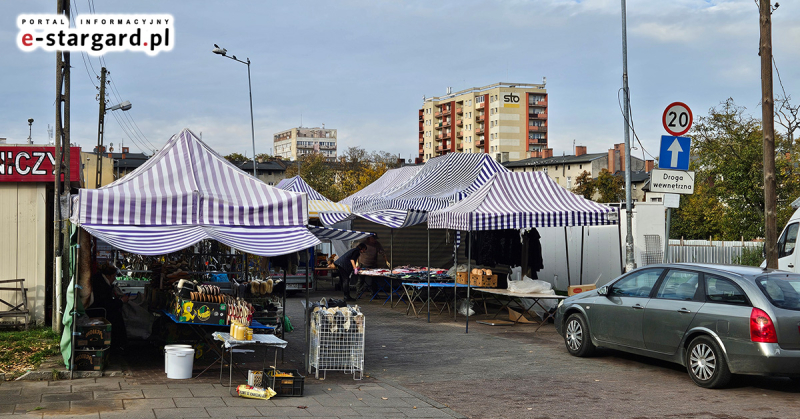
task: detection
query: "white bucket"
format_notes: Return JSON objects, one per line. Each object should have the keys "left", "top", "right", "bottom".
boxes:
{"left": 164, "top": 344, "right": 193, "bottom": 373}
{"left": 166, "top": 348, "right": 195, "bottom": 379}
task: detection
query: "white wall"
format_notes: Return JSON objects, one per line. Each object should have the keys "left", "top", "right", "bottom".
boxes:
{"left": 536, "top": 203, "right": 666, "bottom": 290}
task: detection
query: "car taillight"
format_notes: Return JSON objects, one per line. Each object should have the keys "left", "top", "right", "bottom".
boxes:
{"left": 750, "top": 308, "right": 778, "bottom": 343}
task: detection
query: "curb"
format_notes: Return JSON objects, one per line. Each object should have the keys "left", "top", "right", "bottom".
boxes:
{"left": 15, "top": 369, "right": 126, "bottom": 381}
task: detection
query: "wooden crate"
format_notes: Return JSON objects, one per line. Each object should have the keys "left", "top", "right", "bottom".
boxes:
{"left": 456, "top": 272, "right": 469, "bottom": 285}
{"left": 470, "top": 274, "right": 498, "bottom": 288}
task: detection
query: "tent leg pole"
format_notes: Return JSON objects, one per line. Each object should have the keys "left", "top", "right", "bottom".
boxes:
{"left": 427, "top": 227, "right": 430, "bottom": 324}
{"left": 453, "top": 230, "right": 457, "bottom": 322}
{"left": 390, "top": 229, "right": 394, "bottom": 306}
{"left": 564, "top": 227, "right": 571, "bottom": 289}
{"left": 282, "top": 270, "right": 287, "bottom": 363}
{"left": 466, "top": 232, "right": 471, "bottom": 334}
{"left": 70, "top": 226, "right": 79, "bottom": 380}
{"left": 580, "top": 226, "right": 585, "bottom": 286}
{"left": 305, "top": 247, "right": 310, "bottom": 374}
{"left": 618, "top": 215, "right": 624, "bottom": 275}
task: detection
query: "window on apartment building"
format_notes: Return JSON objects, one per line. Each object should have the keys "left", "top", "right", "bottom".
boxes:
{"left": 579, "top": 164, "right": 582, "bottom": 169}
{"left": 567, "top": 177, "right": 572, "bottom": 188}
{"left": 568, "top": 165, "right": 570, "bottom": 170}
{"left": 467, "top": 100, "right": 472, "bottom": 106}
{"left": 476, "top": 96, "right": 484, "bottom": 103}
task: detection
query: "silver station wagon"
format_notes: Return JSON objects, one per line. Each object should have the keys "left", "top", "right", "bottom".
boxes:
{"left": 555, "top": 264, "right": 800, "bottom": 388}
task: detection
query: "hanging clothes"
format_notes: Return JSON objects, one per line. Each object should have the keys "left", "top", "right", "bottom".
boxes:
{"left": 524, "top": 228, "right": 544, "bottom": 279}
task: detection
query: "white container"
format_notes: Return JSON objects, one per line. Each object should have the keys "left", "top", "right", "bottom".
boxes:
{"left": 164, "top": 344, "right": 192, "bottom": 373}
{"left": 166, "top": 348, "right": 195, "bottom": 379}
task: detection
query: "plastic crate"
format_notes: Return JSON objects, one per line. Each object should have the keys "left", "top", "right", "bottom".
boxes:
{"left": 265, "top": 369, "right": 305, "bottom": 397}
{"left": 74, "top": 347, "right": 109, "bottom": 371}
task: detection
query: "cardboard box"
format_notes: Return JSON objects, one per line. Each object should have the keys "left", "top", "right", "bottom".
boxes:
{"left": 568, "top": 284, "right": 597, "bottom": 296}
{"left": 74, "top": 347, "right": 109, "bottom": 371}
{"left": 75, "top": 318, "right": 112, "bottom": 348}
{"left": 456, "top": 272, "right": 497, "bottom": 287}
{"left": 173, "top": 295, "right": 228, "bottom": 325}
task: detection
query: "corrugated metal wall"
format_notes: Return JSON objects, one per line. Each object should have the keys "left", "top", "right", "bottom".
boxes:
{"left": 0, "top": 183, "right": 48, "bottom": 325}
{"left": 665, "top": 240, "right": 763, "bottom": 265}
{"left": 351, "top": 219, "right": 465, "bottom": 268}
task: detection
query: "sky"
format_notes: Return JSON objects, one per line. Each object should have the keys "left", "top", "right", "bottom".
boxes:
{"left": 1, "top": 0, "right": 799, "bottom": 163}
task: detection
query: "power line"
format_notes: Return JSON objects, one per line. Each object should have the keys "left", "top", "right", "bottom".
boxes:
{"left": 617, "top": 87, "right": 657, "bottom": 162}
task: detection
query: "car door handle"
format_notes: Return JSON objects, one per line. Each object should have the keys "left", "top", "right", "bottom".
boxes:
{"left": 677, "top": 308, "right": 691, "bottom": 314}
{"left": 789, "top": 263, "right": 795, "bottom": 268}
{"left": 632, "top": 304, "right": 644, "bottom": 310}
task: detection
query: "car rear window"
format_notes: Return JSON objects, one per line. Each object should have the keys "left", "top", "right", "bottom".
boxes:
{"left": 756, "top": 274, "right": 800, "bottom": 311}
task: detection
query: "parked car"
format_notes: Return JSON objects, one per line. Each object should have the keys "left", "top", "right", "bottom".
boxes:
{"left": 775, "top": 206, "right": 800, "bottom": 272}
{"left": 555, "top": 263, "right": 800, "bottom": 388}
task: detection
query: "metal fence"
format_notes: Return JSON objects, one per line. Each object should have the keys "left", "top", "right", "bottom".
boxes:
{"left": 664, "top": 240, "right": 764, "bottom": 265}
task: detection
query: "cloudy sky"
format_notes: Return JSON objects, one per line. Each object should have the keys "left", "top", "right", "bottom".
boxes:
{"left": 1, "top": 0, "right": 798, "bottom": 163}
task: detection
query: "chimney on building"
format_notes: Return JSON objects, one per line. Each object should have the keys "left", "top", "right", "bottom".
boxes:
{"left": 396, "top": 158, "right": 405, "bottom": 166}
{"left": 617, "top": 143, "right": 626, "bottom": 172}
{"left": 108, "top": 153, "right": 113, "bottom": 159}
{"left": 645, "top": 160, "right": 654, "bottom": 173}
{"left": 575, "top": 145, "right": 587, "bottom": 156}
{"left": 543, "top": 148, "right": 553, "bottom": 159}
{"left": 530, "top": 150, "right": 541, "bottom": 158}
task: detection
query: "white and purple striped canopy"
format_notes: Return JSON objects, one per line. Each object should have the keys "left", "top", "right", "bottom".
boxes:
{"left": 307, "top": 225, "right": 374, "bottom": 241}
{"left": 75, "top": 129, "right": 319, "bottom": 256}
{"left": 276, "top": 176, "right": 327, "bottom": 201}
{"left": 321, "top": 165, "right": 423, "bottom": 226}
{"left": 428, "top": 171, "right": 618, "bottom": 231}
{"left": 349, "top": 153, "right": 508, "bottom": 228}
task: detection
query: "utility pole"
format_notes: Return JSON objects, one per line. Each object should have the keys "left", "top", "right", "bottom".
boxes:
{"left": 53, "top": 0, "right": 71, "bottom": 332}
{"left": 620, "top": 0, "right": 635, "bottom": 272}
{"left": 95, "top": 67, "right": 107, "bottom": 189}
{"left": 760, "top": 0, "right": 778, "bottom": 268}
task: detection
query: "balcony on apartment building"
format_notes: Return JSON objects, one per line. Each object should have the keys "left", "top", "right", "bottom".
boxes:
{"left": 528, "top": 125, "right": 547, "bottom": 132}
{"left": 442, "top": 120, "right": 451, "bottom": 128}
{"left": 476, "top": 102, "right": 485, "bottom": 109}
{"left": 475, "top": 127, "right": 484, "bottom": 135}
{"left": 476, "top": 114, "right": 485, "bottom": 122}
{"left": 529, "top": 138, "right": 548, "bottom": 145}
{"left": 456, "top": 119, "right": 463, "bottom": 127}
{"left": 528, "top": 99, "right": 548, "bottom": 107}
{"left": 456, "top": 142, "right": 464, "bottom": 150}
{"left": 436, "top": 145, "right": 445, "bottom": 152}
{"left": 529, "top": 112, "right": 548, "bottom": 119}
{"left": 476, "top": 139, "right": 485, "bottom": 147}
{"left": 419, "top": 124, "right": 424, "bottom": 132}
{"left": 456, "top": 130, "right": 463, "bottom": 138}
{"left": 456, "top": 107, "right": 463, "bottom": 114}
{"left": 419, "top": 114, "right": 424, "bottom": 121}
{"left": 419, "top": 137, "right": 425, "bottom": 144}
{"left": 437, "top": 133, "right": 445, "bottom": 140}
{"left": 442, "top": 131, "right": 451, "bottom": 139}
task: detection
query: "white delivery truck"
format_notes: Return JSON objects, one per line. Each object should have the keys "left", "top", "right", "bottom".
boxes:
{"left": 776, "top": 207, "right": 800, "bottom": 271}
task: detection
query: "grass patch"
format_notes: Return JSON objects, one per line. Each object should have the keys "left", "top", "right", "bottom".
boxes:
{"left": 0, "top": 327, "right": 60, "bottom": 379}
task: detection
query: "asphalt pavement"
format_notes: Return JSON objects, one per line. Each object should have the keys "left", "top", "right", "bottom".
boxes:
{"left": 5, "top": 282, "right": 800, "bottom": 418}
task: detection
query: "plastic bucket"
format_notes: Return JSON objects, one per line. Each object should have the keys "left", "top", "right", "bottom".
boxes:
{"left": 166, "top": 348, "right": 195, "bottom": 379}
{"left": 164, "top": 344, "right": 193, "bottom": 373}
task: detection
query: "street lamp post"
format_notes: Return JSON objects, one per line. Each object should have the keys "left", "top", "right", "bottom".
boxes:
{"left": 27, "top": 118, "right": 34, "bottom": 144}
{"left": 213, "top": 44, "right": 257, "bottom": 177}
{"left": 95, "top": 67, "right": 132, "bottom": 189}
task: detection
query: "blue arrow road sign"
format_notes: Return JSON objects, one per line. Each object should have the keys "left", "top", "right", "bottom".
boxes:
{"left": 659, "top": 135, "right": 691, "bottom": 170}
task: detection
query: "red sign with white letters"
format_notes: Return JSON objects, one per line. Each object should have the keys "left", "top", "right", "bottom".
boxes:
{"left": 0, "top": 146, "right": 81, "bottom": 182}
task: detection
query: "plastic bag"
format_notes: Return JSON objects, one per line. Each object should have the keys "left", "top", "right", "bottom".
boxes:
{"left": 447, "top": 264, "right": 469, "bottom": 279}
{"left": 508, "top": 266, "right": 522, "bottom": 282}
{"left": 507, "top": 276, "right": 554, "bottom": 294}
{"left": 457, "top": 299, "right": 475, "bottom": 316}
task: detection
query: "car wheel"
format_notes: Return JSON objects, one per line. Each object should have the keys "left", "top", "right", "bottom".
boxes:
{"left": 564, "top": 313, "right": 595, "bottom": 357}
{"left": 686, "top": 335, "right": 731, "bottom": 389}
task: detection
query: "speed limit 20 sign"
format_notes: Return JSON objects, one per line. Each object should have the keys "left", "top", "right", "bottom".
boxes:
{"left": 662, "top": 102, "right": 693, "bottom": 136}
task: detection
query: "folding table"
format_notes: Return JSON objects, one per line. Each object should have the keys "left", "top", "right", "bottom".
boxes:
{"left": 212, "top": 332, "right": 287, "bottom": 395}
{"left": 474, "top": 288, "right": 566, "bottom": 331}
{"left": 402, "top": 282, "right": 467, "bottom": 317}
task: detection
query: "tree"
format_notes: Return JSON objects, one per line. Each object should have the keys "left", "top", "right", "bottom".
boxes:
{"left": 224, "top": 153, "right": 248, "bottom": 164}
{"left": 594, "top": 169, "right": 625, "bottom": 203}
{"left": 670, "top": 98, "right": 800, "bottom": 240}
{"left": 255, "top": 153, "right": 273, "bottom": 161}
{"left": 572, "top": 170, "right": 595, "bottom": 200}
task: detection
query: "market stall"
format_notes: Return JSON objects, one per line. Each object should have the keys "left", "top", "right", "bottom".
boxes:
{"left": 66, "top": 129, "right": 320, "bottom": 379}
{"left": 428, "top": 171, "right": 619, "bottom": 332}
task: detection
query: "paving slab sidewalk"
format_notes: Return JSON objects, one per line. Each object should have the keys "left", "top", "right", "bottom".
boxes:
{"left": 0, "top": 377, "right": 464, "bottom": 418}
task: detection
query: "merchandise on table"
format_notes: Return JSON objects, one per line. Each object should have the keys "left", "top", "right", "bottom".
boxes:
{"left": 359, "top": 265, "right": 450, "bottom": 281}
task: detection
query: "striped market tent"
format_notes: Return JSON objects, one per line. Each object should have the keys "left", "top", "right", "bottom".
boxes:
{"left": 349, "top": 153, "right": 508, "bottom": 228}
{"left": 428, "top": 171, "right": 617, "bottom": 231}
{"left": 275, "top": 176, "right": 351, "bottom": 220}
{"left": 307, "top": 225, "right": 374, "bottom": 241}
{"left": 73, "top": 129, "right": 320, "bottom": 256}
{"left": 320, "top": 165, "right": 423, "bottom": 226}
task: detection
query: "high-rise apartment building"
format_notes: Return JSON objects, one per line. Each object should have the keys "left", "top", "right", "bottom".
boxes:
{"left": 418, "top": 82, "right": 547, "bottom": 162}
{"left": 273, "top": 126, "right": 337, "bottom": 161}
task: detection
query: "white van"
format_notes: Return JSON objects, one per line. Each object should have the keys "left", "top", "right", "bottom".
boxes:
{"left": 776, "top": 207, "right": 800, "bottom": 271}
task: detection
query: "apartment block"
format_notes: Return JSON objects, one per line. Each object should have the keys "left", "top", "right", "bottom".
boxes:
{"left": 273, "top": 126, "right": 337, "bottom": 161}
{"left": 503, "top": 144, "right": 654, "bottom": 195}
{"left": 418, "top": 82, "right": 548, "bottom": 162}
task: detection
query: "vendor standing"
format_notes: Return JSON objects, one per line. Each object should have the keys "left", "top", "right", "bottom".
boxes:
{"left": 356, "top": 235, "right": 388, "bottom": 298}
{"left": 89, "top": 264, "right": 128, "bottom": 352}
{"left": 334, "top": 243, "right": 367, "bottom": 301}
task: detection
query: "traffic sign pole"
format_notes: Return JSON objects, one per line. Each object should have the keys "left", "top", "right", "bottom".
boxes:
{"left": 660, "top": 102, "right": 693, "bottom": 264}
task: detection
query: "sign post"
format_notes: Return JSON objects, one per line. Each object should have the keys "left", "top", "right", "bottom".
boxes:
{"left": 659, "top": 102, "right": 693, "bottom": 262}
